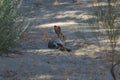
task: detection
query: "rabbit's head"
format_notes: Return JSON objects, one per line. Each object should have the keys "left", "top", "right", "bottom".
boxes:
{"left": 54, "top": 25, "right": 66, "bottom": 41}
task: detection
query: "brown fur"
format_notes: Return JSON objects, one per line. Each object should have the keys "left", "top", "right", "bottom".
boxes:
{"left": 54, "top": 25, "right": 65, "bottom": 40}
{"left": 54, "top": 25, "right": 61, "bottom": 38}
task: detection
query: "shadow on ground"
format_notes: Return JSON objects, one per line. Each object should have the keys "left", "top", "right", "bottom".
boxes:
{"left": 0, "top": 49, "right": 110, "bottom": 80}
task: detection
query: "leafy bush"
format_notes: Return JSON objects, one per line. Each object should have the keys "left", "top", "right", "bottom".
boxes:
{"left": 0, "top": 0, "right": 27, "bottom": 51}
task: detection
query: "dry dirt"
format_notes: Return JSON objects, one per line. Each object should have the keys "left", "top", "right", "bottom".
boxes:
{"left": 0, "top": 0, "right": 120, "bottom": 80}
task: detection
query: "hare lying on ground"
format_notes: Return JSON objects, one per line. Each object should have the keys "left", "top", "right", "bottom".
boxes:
{"left": 48, "top": 25, "right": 71, "bottom": 52}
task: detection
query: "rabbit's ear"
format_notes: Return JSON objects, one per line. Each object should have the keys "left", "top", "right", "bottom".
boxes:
{"left": 54, "top": 25, "right": 60, "bottom": 37}
{"left": 57, "top": 26, "right": 61, "bottom": 33}
{"left": 58, "top": 26, "right": 66, "bottom": 41}
{"left": 53, "top": 25, "right": 66, "bottom": 41}
{"left": 54, "top": 25, "right": 57, "bottom": 27}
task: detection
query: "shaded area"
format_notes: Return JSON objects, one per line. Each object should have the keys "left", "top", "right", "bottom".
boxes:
{"left": 0, "top": 50, "right": 110, "bottom": 80}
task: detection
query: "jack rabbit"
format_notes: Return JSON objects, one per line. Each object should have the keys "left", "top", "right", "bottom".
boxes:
{"left": 48, "top": 25, "right": 71, "bottom": 52}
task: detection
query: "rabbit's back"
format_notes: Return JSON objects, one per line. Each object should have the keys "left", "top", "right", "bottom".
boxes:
{"left": 48, "top": 39, "right": 64, "bottom": 49}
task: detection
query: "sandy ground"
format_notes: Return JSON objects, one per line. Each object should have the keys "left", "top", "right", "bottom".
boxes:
{"left": 0, "top": 0, "right": 120, "bottom": 80}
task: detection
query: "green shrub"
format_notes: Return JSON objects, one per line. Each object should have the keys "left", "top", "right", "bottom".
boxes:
{"left": 0, "top": 0, "right": 26, "bottom": 51}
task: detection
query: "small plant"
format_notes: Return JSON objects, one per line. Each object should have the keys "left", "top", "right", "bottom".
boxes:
{"left": 0, "top": 0, "right": 29, "bottom": 51}
{"left": 92, "top": 0, "right": 120, "bottom": 80}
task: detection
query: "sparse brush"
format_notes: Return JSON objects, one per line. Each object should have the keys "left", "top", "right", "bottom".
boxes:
{"left": 91, "top": 0, "right": 120, "bottom": 80}
{"left": 0, "top": 0, "right": 29, "bottom": 51}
